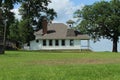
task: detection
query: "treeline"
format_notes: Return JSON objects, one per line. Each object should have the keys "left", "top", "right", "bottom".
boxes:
{"left": 0, "top": 0, "right": 57, "bottom": 48}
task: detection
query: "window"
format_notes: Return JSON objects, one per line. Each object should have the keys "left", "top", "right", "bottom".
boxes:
{"left": 43, "top": 40, "right": 46, "bottom": 46}
{"left": 27, "top": 42, "right": 30, "bottom": 46}
{"left": 55, "top": 40, "right": 59, "bottom": 46}
{"left": 70, "top": 39, "right": 74, "bottom": 46}
{"left": 61, "top": 40, "right": 65, "bottom": 46}
{"left": 49, "top": 40, "right": 52, "bottom": 46}
{"left": 36, "top": 39, "right": 39, "bottom": 43}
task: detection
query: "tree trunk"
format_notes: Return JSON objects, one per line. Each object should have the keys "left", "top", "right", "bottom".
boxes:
{"left": 0, "top": 45, "right": 5, "bottom": 54}
{"left": 112, "top": 37, "right": 118, "bottom": 52}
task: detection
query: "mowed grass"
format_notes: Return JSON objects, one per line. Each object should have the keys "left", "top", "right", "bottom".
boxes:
{"left": 0, "top": 51, "right": 120, "bottom": 80}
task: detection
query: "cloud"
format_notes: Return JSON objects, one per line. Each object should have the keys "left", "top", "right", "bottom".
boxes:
{"left": 48, "top": 0, "right": 84, "bottom": 24}
{"left": 11, "top": 0, "right": 84, "bottom": 23}
{"left": 11, "top": 9, "right": 21, "bottom": 20}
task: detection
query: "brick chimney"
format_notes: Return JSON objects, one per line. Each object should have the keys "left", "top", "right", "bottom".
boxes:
{"left": 42, "top": 17, "right": 48, "bottom": 35}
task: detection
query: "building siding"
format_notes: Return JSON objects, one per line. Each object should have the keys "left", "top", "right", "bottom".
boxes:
{"left": 29, "top": 39, "right": 81, "bottom": 50}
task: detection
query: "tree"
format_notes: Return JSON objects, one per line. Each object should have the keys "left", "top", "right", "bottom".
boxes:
{"left": 0, "top": 8, "right": 5, "bottom": 54}
{"left": 9, "top": 20, "right": 19, "bottom": 41}
{"left": 19, "top": 0, "right": 57, "bottom": 43}
{"left": 9, "top": 20, "right": 21, "bottom": 48}
{"left": 0, "top": 0, "right": 21, "bottom": 54}
{"left": 9, "top": 19, "right": 35, "bottom": 48}
{"left": 18, "top": 19, "right": 35, "bottom": 44}
{"left": 0, "top": 9, "right": 4, "bottom": 36}
{"left": 19, "top": 0, "right": 57, "bottom": 19}
{"left": 74, "top": 0, "right": 120, "bottom": 52}
{"left": 0, "top": 0, "right": 21, "bottom": 38}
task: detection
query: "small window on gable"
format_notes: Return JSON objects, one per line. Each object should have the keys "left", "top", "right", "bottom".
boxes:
{"left": 36, "top": 39, "right": 39, "bottom": 43}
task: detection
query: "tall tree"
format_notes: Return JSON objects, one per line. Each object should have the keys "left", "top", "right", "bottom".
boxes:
{"left": 0, "top": 9, "right": 4, "bottom": 36}
{"left": 19, "top": 0, "right": 57, "bottom": 43}
{"left": 0, "top": 7, "right": 5, "bottom": 54}
{"left": 74, "top": 0, "right": 120, "bottom": 52}
{"left": 9, "top": 20, "right": 19, "bottom": 41}
{"left": 18, "top": 19, "right": 35, "bottom": 44}
{"left": 0, "top": 0, "right": 21, "bottom": 54}
{"left": 19, "top": 0, "right": 57, "bottom": 20}
{"left": 0, "top": 0, "right": 21, "bottom": 38}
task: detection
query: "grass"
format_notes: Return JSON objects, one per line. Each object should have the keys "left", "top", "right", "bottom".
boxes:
{"left": 0, "top": 51, "right": 120, "bottom": 80}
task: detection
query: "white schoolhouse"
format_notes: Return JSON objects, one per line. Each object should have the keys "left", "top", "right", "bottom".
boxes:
{"left": 24, "top": 19, "right": 90, "bottom": 50}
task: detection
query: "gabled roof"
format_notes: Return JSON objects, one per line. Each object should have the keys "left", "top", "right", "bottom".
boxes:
{"left": 34, "top": 23, "right": 90, "bottom": 40}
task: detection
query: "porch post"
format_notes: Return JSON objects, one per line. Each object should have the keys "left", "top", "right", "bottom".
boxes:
{"left": 80, "top": 40, "right": 82, "bottom": 51}
{"left": 87, "top": 40, "right": 90, "bottom": 49}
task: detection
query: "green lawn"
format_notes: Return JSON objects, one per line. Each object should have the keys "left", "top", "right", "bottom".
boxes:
{"left": 0, "top": 51, "right": 120, "bottom": 80}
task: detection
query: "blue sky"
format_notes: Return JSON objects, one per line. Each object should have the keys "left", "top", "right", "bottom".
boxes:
{"left": 12, "top": 0, "right": 120, "bottom": 52}
{"left": 72, "top": 0, "right": 100, "bottom": 5}
{"left": 72, "top": 0, "right": 111, "bottom": 5}
{"left": 48, "top": 0, "right": 111, "bottom": 23}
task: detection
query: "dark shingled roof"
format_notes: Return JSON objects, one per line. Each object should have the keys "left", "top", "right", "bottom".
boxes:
{"left": 34, "top": 23, "right": 90, "bottom": 40}
{"left": 67, "top": 29, "right": 76, "bottom": 37}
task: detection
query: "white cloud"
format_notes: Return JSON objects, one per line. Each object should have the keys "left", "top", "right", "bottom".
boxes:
{"left": 49, "top": 0, "right": 84, "bottom": 24}
{"left": 11, "top": 0, "right": 84, "bottom": 23}
{"left": 11, "top": 9, "right": 21, "bottom": 20}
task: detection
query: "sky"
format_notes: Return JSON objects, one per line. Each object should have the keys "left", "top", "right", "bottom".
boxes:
{"left": 13, "top": 0, "right": 111, "bottom": 22}
{"left": 13, "top": 0, "right": 107, "bottom": 22}
{"left": 12, "top": 0, "right": 120, "bottom": 52}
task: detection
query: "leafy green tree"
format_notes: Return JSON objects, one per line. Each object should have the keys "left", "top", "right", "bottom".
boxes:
{"left": 9, "top": 19, "right": 35, "bottom": 48}
{"left": 0, "top": 0, "right": 21, "bottom": 54}
{"left": 0, "top": 0, "right": 21, "bottom": 38}
{"left": 18, "top": 19, "right": 35, "bottom": 44}
{"left": 19, "top": 0, "right": 57, "bottom": 44}
{"left": 0, "top": 9, "right": 4, "bottom": 37}
{"left": 19, "top": 0, "right": 57, "bottom": 30}
{"left": 9, "top": 20, "right": 19, "bottom": 41}
{"left": 9, "top": 20, "right": 22, "bottom": 48}
{"left": 74, "top": 0, "right": 120, "bottom": 52}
